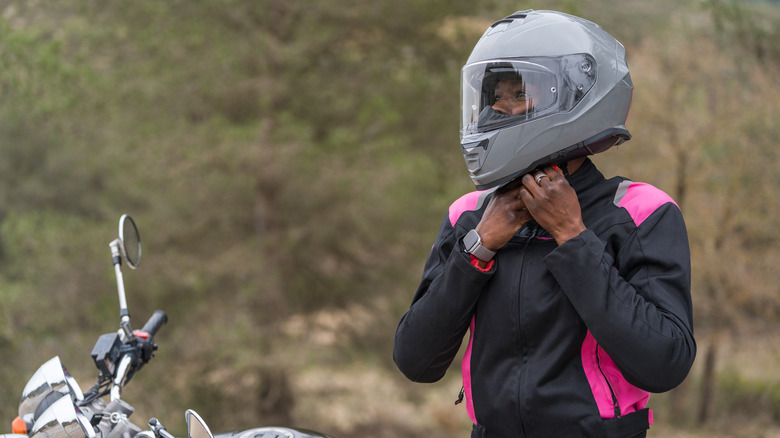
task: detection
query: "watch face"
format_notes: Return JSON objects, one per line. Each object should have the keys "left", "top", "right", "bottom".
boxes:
{"left": 464, "top": 229, "right": 480, "bottom": 252}
{"left": 463, "top": 229, "right": 495, "bottom": 261}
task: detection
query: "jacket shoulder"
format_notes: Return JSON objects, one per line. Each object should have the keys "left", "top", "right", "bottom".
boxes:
{"left": 448, "top": 189, "right": 494, "bottom": 226}
{"left": 613, "top": 180, "right": 679, "bottom": 226}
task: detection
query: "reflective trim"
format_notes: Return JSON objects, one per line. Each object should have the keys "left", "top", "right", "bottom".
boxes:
{"left": 615, "top": 181, "right": 678, "bottom": 226}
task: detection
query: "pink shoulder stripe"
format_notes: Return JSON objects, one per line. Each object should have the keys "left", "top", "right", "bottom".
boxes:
{"left": 615, "top": 181, "right": 678, "bottom": 227}
{"left": 449, "top": 190, "right": 493, "bottom": 226}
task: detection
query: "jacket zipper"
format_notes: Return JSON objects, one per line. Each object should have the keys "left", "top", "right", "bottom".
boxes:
{"left": 596, "top": 345, "right": 622, "bottom": 418}
{"left": 515, "top": 236, "right": 529, "bottom": 436}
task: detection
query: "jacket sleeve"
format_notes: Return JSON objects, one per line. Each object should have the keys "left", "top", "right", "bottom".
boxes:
{"left": 544, "top": 202, "right": 696, "bottom": 393}
{"left": 393, "top": 214, "right": 494, "bottom": 383}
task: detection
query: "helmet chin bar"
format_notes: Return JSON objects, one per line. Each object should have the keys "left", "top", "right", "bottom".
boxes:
{"left": 475, "top": 126, "right": 631, "bottom": 191}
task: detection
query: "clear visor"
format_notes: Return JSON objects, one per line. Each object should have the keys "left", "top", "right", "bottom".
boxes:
{"left": 460, "top": 54, "right": 597, "bottom": 136}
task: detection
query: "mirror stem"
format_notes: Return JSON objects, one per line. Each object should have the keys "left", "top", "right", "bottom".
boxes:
{"left": 110, "top": 239, "right": 134, "bottom": 338}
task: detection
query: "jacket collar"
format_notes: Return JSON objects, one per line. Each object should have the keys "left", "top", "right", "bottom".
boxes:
{"left": 568, "top": 158, "right": 605, "bottom": 194}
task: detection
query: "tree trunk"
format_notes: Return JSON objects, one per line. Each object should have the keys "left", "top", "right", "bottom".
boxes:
{"left": 697, "top": 341, "right": 718, "bottom": 424}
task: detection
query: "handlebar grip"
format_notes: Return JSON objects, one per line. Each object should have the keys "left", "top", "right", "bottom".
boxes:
{"left": 140, "top": 310, "right": 168, "bottom": 337}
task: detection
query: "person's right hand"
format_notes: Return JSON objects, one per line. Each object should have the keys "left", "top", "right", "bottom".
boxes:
{"left": 475, "top": 181, "right": 532, "bottom": 253}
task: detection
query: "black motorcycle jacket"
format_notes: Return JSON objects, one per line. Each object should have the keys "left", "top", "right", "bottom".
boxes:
{"left": 394, "top": 159, "right": 696, "bottom": 437}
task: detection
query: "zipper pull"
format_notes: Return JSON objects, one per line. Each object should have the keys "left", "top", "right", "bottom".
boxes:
{"left": 455, "top": 386, "right": 465, "bottom": 405}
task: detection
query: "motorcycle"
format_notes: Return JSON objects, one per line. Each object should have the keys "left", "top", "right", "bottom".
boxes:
{"left": 2, "top": 214, "right": 333, "bottom": 438}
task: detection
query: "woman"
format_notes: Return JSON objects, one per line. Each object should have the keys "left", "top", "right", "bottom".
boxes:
{"left": 394, "top": 10, "right": 696, "bottom": 438}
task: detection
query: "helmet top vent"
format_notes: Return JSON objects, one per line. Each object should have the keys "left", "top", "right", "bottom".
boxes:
{"left": 491, "top": 10, "right": 532, "bottom": 28}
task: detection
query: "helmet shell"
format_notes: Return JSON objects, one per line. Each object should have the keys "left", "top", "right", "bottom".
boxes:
{"left": 460, "top": 10, "right": 633, "bottom": 189}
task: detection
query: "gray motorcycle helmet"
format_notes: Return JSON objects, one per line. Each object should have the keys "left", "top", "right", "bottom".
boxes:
{"left": 460, "top": 10, "right": 634, "bottom": 190}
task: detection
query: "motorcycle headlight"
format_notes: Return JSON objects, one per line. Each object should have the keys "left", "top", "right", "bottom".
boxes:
{"left": 19, "top": 357, "right": 83, "bottom": 423}
{"left": 29, "top": 396, "right": 95, "bottom": 438}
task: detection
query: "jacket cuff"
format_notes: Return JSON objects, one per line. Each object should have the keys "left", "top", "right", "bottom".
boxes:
{"left": 543, "top": 229, "right": 604, "bottom": 277}
{"left": 470, "top": 254, "right": 495, "bottom": 272}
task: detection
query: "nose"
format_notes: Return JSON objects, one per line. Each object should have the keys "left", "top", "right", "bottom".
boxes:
{"left": 492, "top": 99, "right": 512, "bottom": 115}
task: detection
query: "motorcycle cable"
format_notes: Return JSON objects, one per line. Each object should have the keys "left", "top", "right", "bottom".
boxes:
{"left": 79, "top": 379, "right": 111, "bottom": 406}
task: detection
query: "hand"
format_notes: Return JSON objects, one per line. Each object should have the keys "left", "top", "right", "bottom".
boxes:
{"left": 474, "top": 181, "right": 533, "bottom": 253}
{"left": 518, "top": 167, "right": 586, "bottom": 245}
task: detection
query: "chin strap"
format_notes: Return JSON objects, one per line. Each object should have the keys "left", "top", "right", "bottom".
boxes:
{"left": 560, "top": 161, "right": 572, "bottom": 183}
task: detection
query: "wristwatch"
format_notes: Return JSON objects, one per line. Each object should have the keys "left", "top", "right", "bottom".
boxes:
{"left": 462, "top": 229, "right": 496, "bottom": 262}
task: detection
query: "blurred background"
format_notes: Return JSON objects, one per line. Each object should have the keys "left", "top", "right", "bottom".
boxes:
{"left": 1, "top": 0, "right": 779, "bottom": 436}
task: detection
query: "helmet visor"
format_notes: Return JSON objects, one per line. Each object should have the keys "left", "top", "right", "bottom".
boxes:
{"left": 461, "top": 55, "right": 597, "bottom": 136}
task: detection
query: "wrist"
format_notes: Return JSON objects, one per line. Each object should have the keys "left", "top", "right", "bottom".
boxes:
{"left": 473, "top": 225, "right": 500, "bottom": 252}
{"left": 554, "top": 224, "right": 587, "bottom": 245}
{"left": 462, "top": 229, "right": 496, "bottom": 262}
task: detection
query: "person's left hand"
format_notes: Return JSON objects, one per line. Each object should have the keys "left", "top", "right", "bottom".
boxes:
{"left": 518, "top": 167, "right": 586, "bottom": 245}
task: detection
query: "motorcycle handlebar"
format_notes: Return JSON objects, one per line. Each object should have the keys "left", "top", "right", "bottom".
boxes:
{"left": 140, "top": 310, "right": 168, "bottom": 337}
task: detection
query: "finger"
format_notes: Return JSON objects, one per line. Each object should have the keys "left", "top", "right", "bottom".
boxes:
{"left": 540, "top": 167, "right": 563, "bottom": 182}
{"left": 521, "top": 173, "right": 542, "bottom": 197}
{"left": 492, "top": 182, "right": 525, "bottom": 201}
{"left": 517, "top": 184, "right": 535, "bottom": 206}
{"left": 533, "top": 171, "right": 550, "bottom": 186}
{"left": 495, "top": 187, "right": 526, "bottom": 206}
{"left": 490, "top": 190, "right": 528, "bottom": 214}
{"left": 496, "top": 177, "right": 524, "bottom": 195}
{"left": 517, "top": 185, "right": 544, "bottom": 222}
{"left": 545, "top": 168, "right": 574, "bottom": 193}
{"left": 514, "top": 209, "right": 532, "bottom": 224}
{"left": 504, "top": 194, "right": 527, "bottom": 210}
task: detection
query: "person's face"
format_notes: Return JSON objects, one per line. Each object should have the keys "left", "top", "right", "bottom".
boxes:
{"left": 491, "top": 79, "right": 538, "bottom": 116}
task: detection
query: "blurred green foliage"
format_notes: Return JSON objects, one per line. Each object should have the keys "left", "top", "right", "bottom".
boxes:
{"left": 1, "top": 0, "right": 779, "bottom": 437}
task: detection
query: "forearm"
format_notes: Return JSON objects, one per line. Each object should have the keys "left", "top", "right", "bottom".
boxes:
{"left": 394, "top": 247, "right": 493, "bottom": 382}
{"left": 545, "top": 229, "right": 696, "bottom": 392}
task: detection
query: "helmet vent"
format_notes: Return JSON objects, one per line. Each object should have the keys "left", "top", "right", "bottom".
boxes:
{"left": 507, "top": 10, "right": 531, "bottom": 19}
{"left": 490, "top": 10, "right": 532, "bottom": 27}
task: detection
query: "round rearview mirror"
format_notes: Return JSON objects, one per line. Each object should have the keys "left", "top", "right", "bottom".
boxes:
{"left": 186, "top": 410, "right": 215, "bottom": 438}
{"left": 118, "top": 214, "right": 141, "bottom": 269}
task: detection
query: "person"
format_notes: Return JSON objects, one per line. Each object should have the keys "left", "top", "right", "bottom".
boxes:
{"left": 393, "top": 9, "right": 696, "bottom": 438}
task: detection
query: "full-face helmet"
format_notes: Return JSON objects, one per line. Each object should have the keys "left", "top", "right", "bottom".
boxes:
{"left": 460, "top": 10, "right": 633, "bottom": 189}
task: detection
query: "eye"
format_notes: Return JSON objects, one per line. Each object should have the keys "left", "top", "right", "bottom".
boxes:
{"left": 515, "top": 91, "right": 527, "bottom": 100}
